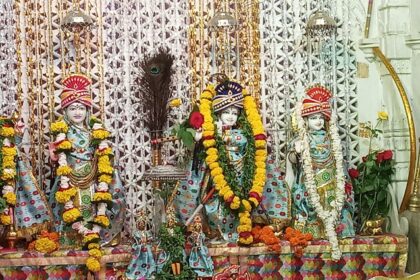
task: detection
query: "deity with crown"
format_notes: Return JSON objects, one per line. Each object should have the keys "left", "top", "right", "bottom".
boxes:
{"left": 173, "top": 80, "right": 290, "bottom": 245}
{"left": 48, "top": 74, "right": 125, "bottom": 248}
{"left": 285, "top": 85, "right": 355, "bottom": 260}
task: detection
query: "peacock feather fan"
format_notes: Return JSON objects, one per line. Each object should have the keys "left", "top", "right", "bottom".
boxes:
{"left": 137, "top": 48, "right": 175, "bottom": 132}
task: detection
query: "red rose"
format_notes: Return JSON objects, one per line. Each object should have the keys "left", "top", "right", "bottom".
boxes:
{"left": 382, "top": 150, "right": 393, "bottom": 161}
{"left": 345, "top": 182, "right": 352, "bottom": 195}
{"left": 348, "top": 168, "right": 359, "bottom": 179}
{"left": 376, "top": 152, "right": 384, "bottom": 164}
{"left": 225, "top": 195, "right": 234, "bottom": 204}
{"left": 249, "top": 192, "right": 262, "bottom": 203}
{"left": 189, "top": 112, "right": 204, "bottom": 129}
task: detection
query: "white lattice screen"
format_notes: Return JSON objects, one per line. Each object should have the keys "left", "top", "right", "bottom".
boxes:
{"left": 0, "top": 0, "right": 362, "bottom": 235}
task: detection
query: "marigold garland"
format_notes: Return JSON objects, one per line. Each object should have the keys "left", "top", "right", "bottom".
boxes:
{"left": 199, "top": 84, "right": 267, "bottom": 245}
{"left": 251, "top": 225, "right": 281, "bottom": 252}
{"left": 0, "top": 119, "right": 18, "bottom": 227}
{"left": 284, "top": 227, "right": 313, "bottom": 258}
{"left": 50, "top": 117, "right": 113, "bottom": 272}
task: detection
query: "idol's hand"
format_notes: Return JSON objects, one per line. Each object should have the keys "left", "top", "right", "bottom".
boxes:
{"left": 48, "top": 142, "right": 59, "bottom": 161}
{"left": 216, "top": 119, "right": 223, "bottom": 136}
{"left": 194, "top": 128, "right": 203, "bottom": 142}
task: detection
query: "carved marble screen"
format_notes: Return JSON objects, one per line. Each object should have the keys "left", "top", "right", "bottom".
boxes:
{"left": 0, "top": 0, "right": 361, "bottom": 235}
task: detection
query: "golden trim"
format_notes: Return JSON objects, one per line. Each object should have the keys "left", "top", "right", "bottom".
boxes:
{"left": 372, "top": 47, "right": 417, "bottom": 212}
{"left": 0, "top": 253, "right": 131, "bottom": 267}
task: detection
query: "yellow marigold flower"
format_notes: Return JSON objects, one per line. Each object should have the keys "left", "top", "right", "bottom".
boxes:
{"left": 93, "top": 192, "right": 113, "bottom": 202}
{"left": 378, "top": 111, "right": 389, "bottom": 120}
{"left": 255, "top": 156, "right": 266, "bottom": 163}
{"left": 57, "top": 165, "right": 72, "bottom": 176}
{"left": 3, "top": 192, "right": 16, "bottom": 205}
{"left": 169, "top": 98, "right": 182, "bottom": 108}
{"left": 219, "top": 186, "right": 230, "bottom": 197}
{"left": 96, "top": 147, "right": 112, "bottom": 156}
{"left": 63, "top": 208, "right": 81, "bottom": 224}
{"left": 0, "top": 126, "right": 15, "bottom": 137}
{"left": 251, "top": 186, "right": 264, "bottom": 195}
{"left": 214, "top": 179, "right": 227, "bottom": 191}
{"left": 86, "top": 256, "right": 101, "bottom": 272}
{"left": 230, "top": 196, "right": 241, "bottom": 210}
{"left": 94, "top": 215, "right": 110, "bottom": 228}
{"left": 202, "top": 130, "right": 214, "bottom": 138}
{"left": 55, "top": 187, "right": 77, "bottom": 204}
{"left": 83, "top": 234, "right": 100, "bottom": 245}
{"left": 203, "top": 139, "right": 216, "bottom": 148}
{"left": 206, "top": 147, "right": 218, "bottom": 156}
{"left": 209, "top": 162, "right": 220, "bottom": 170}
{"left": 239, "top": 211, "right": 250, "bottom": 218}
{"left": 253, "top": 127, "right": 265, "bottom": 136}
{"left": 98, "top": 174, "right": 112, "bottom": 184}
{"left": 201, "top": 90, "right": 214, "bottom": 100}
{"left": 200, "top": 99, "right": 212, "bottom": 108}
{"left": 1, "top": 169, "right": 16, "bottom": 180}
{"left": 213, "top": 174, "right": 224, "bottom": 186}
{"left": 249, "top": 197, "right": 259, "bottom": 207}
{"left": 242, "top": 199, "right": 252, "bottom": 212}
{"left": 255, "top": 149, "right": 267, "bottom": 157}
{"left": 211, "top": 167, "right": 223, "bottom": 177}
{"left": 98, "top": 162, "right": 113, "bottom": 175}
{"left": 0, "top": 214, "right": 11, "bottom": 225}
{"left": 240, "top": 215, "right": 251, "bottom": 225}
{"left": 255, "top": 161, "right": 266, "bottom": 169}
{"left": 2, "top": 146, "right": 17, "bottom": 157}
{"left": 88, "top": 248, "right": 103, "bottom": 258}
{"left": 98, "top": 155, "right": 111, "bottom": 164}
{"left": 88, "top": 243, "right": 100, "bottom": 249}
{"left": 50, "top": 121, "right": 68, "bottom": 134}
{"left": 255, "top": 140, "right": 266, "bottom": 149}
{"left": 202, "top": 122, "right": 215, "bottom": 132}
{"left": 2, "top": 158, "right": 16, "bottom": 169}
{"left": 34, "top": 237, "right": 58, "bottom": 254}
{"left": 57, "top": 140, "right": 72, "bottom": 150}
{"left": 239, "top": 236, "right": 253, "bottom": 245}
{"left": 223, "top": 190, "right": 234, "bottom": 201}
{"left": 205, "top": 154, "right": 218, "bottom": 165}
{"left": 237, "top": 224, "right": 252, "bottom": 232}
{"left": 92, "top": 129, "right": 110, "bottom": 140}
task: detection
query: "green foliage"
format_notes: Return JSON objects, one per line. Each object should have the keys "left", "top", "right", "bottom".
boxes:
{"left": 350, "top": 150, "right": 395, "bottom": 232}
{"left": 155, "top": 225, "right": 196, "bottom": 280}
{"left": 173, "top": 122, "right": 195, "bottom": 150}
{"left": 0, "top": 196, "right": 6, "bottom": 213}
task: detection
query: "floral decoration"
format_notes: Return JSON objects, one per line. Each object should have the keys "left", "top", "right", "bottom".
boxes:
{"left": 0, "top": 118, "right": 18, "bottom": 227}
{"left": 251, "top": 225, "right": 281, "bottom": 252}
{"left": 200, "top": 84, "right": 266, "bottom": 245}
{"left": 28, "top": 230, "right": 59, "bottom": 254}
{"left": 284, "top": 227, "right": 312, "bottom": 257}
{"left": 50, "top": 117, "right": 114, "bottom": 272}
{"left": 295, "top": 101, "right": 346, "bottom": 260}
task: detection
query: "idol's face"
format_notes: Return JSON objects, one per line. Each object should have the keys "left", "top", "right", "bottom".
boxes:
{"left": 306, "top": 113, "right": 325, "bottom": 131}
{"left": 219, "top": 107, "right": 239, "bottom": 127}
{"left": 65, "top": 102, "right": 87, "bottom": 125}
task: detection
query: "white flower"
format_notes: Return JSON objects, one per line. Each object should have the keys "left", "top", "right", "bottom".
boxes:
{"left": 3, "top": 138, "right": 11, "bottom": 147}
{"left": 2, "top": 185, "right": 14, "bottom": 194}
{"left": 92, "top": 123, "right": 102, "bottom": 130}
{"left": 97, "top": 182, "right": 109, "bottom": 192}
{"left": 56, "top": 133, "right": 66, "bottom": 142}
{"left": 64, "top": 200, "right": 74, "bottom": 210}
{"left": 58, "top": 153, "right": 68, "bottom": 166}
{"left": 98, "top": 141, "right": 109, "bottom": 150}
{"left": 92, "top": 224, "right": 102, "bottom": 233}
{"left": 97, "top": 203, "right": 107, "bottom": 216}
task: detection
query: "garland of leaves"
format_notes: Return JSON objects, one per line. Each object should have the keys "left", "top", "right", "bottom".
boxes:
{"left": 50, "top": 116, "right": 113, "bottom": 273}
{"left": 0, "top": 118, "right": 17, "bottom": 226}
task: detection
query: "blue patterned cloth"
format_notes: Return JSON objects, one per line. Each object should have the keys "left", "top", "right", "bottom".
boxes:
{"left": 125, "top": 231, "right": 156, "bottom": 279}
{"left": 49, "top": 122, "right": 126, "bottom": 247}
{"left": 14, "top": 142, "right": 52, "bottom": 236}
{"left": 291, "top": 130, "right": 355, "bottom": 239}
{"left": 188, "top": 232, "right": 214, "bottom": 277}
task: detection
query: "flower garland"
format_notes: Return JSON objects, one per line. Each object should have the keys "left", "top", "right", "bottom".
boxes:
{"left": 0, "top": 119, "right": 17, "bottom": 227}
{"left": 284, "top": 227, "right": 312, "bottom": 257}
{"left": 28, "top": 230, "right": 59, "bottom": 254}
{"left": 295, "top": 101, "right": 346, "bottom": 260}
{"left": 50, "top": 117, "right": 113, "bottom": 272}
{"left": 251, "top": 225, "right": 281, "bottom": 252}
{"left": 199, "top": 84, "right": 267, "bottom": 245}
